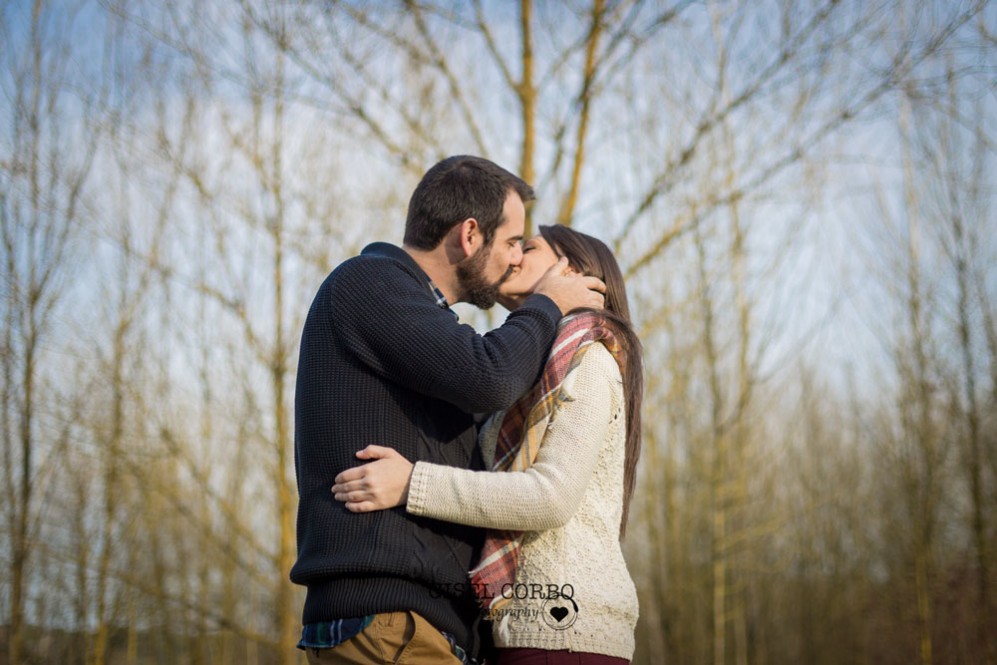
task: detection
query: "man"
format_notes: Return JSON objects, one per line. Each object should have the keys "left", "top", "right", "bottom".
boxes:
{"left": 291, "top": 155, "right": 604, "bottom": 664}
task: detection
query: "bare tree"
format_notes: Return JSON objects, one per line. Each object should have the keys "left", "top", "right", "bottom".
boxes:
{"left": 1, "top": 2, "right": 994, "bottom": 664}
{"left": 0, "top": 1, "right": 105, "bottom": 661}
{"left": 904, "top": 51, "right": 997, "bottom": 661}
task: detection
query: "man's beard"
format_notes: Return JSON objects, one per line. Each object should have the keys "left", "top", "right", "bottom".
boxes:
{"left": 456, "top": 245, "right": 514, "bottom": 309}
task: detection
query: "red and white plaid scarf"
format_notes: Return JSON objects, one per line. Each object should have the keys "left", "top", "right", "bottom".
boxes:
{"left": 469, "top": 311, "right": 626, "bottom": 613}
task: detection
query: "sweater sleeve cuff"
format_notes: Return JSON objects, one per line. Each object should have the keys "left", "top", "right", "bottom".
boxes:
{"left": 406, "top": 461, "right": 432, "bottom": 516}
{"left": 518, "top": 293, "right": 561, "bottom": 325}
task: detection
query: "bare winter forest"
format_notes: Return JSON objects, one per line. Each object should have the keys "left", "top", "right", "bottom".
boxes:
{"left": 2, "top": 1, "right": 996, "bottom": 663}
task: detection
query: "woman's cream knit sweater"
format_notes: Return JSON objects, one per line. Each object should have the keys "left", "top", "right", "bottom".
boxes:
{"left": 406, "top": 343, "right": 638, "bottom": 661}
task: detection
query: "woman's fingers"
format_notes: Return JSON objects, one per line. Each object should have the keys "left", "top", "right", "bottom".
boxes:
{"left": 333, "top": 489, "right": 370, "bottom": 503}
{"left": 355, "top": 444, "right": 396, "bottom": 460}
{"left": 335, "top": 490, "right": 386, "bottom": 512}
{"left": 332, "top": 481, "right": 390, "bottom": 509}
{"left": 332, "top": 477, "right": 367, "bottom": 494}
{"left": 332, "top": 473, "right": 365, "bottom": 491}
{"left": 334, "top": 466, "right": 367, "bottom": 484}
{"left": 333, "top": 452, "right": 409, "bottom": 509}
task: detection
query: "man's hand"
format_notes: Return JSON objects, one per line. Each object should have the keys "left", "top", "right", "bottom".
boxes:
{"left": 332, "top": 445, "right": 414, "bottom": 512}
{"left": 533, "top": 257, "right": 606, "bottom": 315}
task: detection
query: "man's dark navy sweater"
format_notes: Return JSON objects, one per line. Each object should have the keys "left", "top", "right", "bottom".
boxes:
{"left": 291, "top": 242, "right": 561, "bottom": 655}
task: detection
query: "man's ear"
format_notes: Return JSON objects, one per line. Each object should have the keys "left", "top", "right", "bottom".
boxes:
{"left": 457, "top": 218, "right": 481, "bottom": 258}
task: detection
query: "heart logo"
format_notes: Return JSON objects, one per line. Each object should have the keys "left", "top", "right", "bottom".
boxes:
{"left": 541, "top": 596, "right": 578, "bottom": 630}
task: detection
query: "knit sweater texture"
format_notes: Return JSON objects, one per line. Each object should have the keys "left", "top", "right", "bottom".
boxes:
{"left": 291, "top": 242, "right": 561, "bottom": 656}
{"left": 406, "top": 343, "right": 639, "bottom": 660}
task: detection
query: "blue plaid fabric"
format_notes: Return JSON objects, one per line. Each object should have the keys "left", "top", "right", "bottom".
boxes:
{"left": 297, "top": 615, "right": 374, "bottom": 649}
{"left": 441, "top": 630, "right": 475, "bottom": 664}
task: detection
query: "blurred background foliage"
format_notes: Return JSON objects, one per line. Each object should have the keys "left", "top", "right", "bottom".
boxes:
{"left": 1, "top": 1, "right": 995, "bottom": 663}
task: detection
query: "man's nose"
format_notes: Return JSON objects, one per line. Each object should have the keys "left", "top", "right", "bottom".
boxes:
{"left": 510, "top": 242, "right": 523, "bottom": 265}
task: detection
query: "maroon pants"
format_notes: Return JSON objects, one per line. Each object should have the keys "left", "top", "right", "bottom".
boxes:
{"left": 495, "top": 648, "right": 629, "bottom": 665}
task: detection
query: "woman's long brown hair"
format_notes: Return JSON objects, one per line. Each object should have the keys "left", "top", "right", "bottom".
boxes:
{"left": 538, "top": 225, "right": 644, "bottom": 540}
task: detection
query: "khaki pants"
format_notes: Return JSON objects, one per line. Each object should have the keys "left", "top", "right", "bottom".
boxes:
{"left": 304, "top": 611, "right": 463, "bottom": 664}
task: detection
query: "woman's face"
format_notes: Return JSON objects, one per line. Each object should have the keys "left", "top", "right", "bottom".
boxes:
{"left": 497, "top": 235, "right": 561, "bottom": 310}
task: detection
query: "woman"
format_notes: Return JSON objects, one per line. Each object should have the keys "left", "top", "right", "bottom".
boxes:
{"left": 332, "top": 224, "right": 643, "bottom": 664}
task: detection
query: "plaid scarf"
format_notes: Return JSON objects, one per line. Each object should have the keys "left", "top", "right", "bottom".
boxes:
{"left": 469, "top": 311, "right": 626, "bottom": 613}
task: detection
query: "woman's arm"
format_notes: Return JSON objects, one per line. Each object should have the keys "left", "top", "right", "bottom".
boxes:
{"left": 331, "top": 344, "right": 620, "bottom": 530}
{"left": 408, "top": 344, "right": 620, "bottom": 530}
